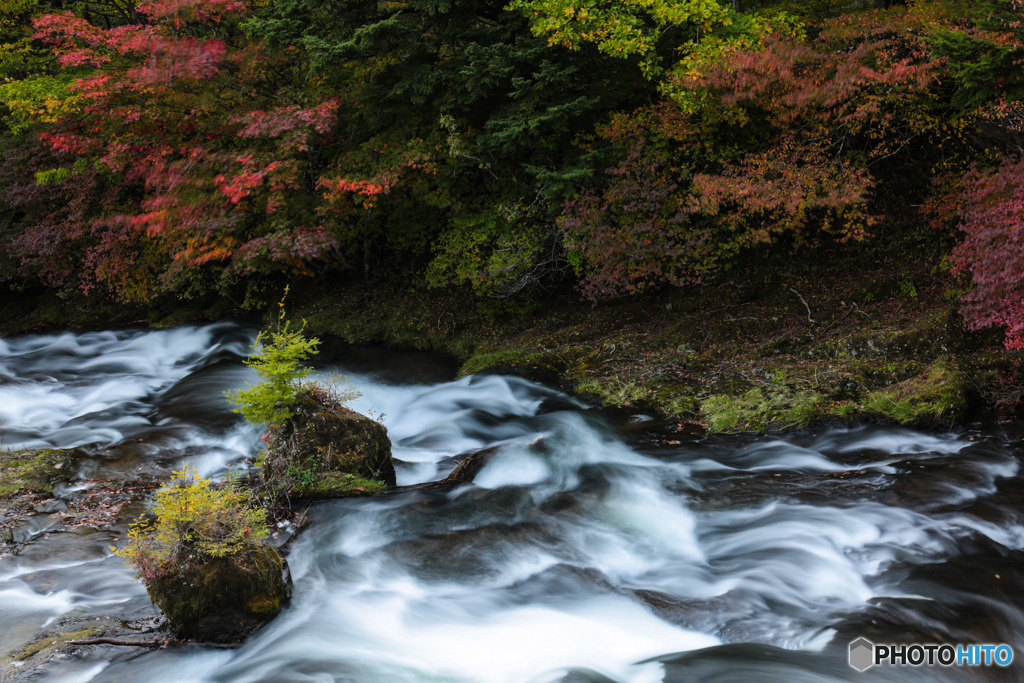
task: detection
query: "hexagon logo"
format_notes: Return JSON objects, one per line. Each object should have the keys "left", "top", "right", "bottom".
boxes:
{"left": 849, "top": 637, "right": 875, "bottom": 672}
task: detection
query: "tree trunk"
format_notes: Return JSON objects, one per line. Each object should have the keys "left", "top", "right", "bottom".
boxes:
{"left": 362, "top": 208, "right": 373, "bottom": 278}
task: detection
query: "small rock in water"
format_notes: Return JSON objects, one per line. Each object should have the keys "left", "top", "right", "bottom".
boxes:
{"left": 443, "top": 446, "right": 499, "bottom": 484}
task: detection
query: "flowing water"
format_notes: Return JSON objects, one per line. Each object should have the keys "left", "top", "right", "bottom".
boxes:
{"left": 2, "top": 323, "right": 1024, "bottom": 682}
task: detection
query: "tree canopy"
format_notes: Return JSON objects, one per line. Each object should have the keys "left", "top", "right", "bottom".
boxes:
{"left": 1, "top": 0, "right": 1023, "bottom": 345}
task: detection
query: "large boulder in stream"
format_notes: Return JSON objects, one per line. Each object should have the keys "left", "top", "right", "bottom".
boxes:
{"left": 148, "top": 543, "right": 291, "bottom": 643}
{"left": 118, "top": 467, "right": 293, "bottom": 644}
{"left": 261, "top": 388, "right": 395, "bottom": 499}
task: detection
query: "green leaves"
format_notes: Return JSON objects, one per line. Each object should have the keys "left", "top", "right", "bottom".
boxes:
{"left": 0, "top": 75, "right": 82, "bottom": 134}
{"left": 929, "top": 25, "right": 1024, "bottom": 109}
{"left": 227, "top": 322, "right": 320, "bottom": 427}
{"left": 505, "top": 0, "right": 733, "bottom": 77}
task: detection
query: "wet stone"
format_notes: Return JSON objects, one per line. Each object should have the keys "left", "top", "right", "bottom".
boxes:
{"left": 261, "top": 388, "right": 395, "bottom": 500}
{"left": 443, "top": 446, "right": 499, "bottom": 484}
{"left": 32, "top": 499, "right": 67, "bottom": 514}
{"left": 147, "top": 544, "right": 292, "bottom": 643}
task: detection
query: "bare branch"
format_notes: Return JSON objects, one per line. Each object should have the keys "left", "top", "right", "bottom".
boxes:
{"left": 789, "top": 287, "right": 816, "bottom": 325}
{"left": 66, "top": 638, "right": 241, "bottom": 649}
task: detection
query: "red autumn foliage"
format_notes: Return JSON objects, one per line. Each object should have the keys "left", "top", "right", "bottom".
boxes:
{"left": 318, "top": 150, "right": 435, "bottom": 212}
{"left": 561, "top": 9, "right": 960, "bottom": 300}
{"left": 951, "top": 159, "right": 1024, "bottom": 349}
{"left": 559, "top": 102, "right": 721, "bottom": 299}
{"left": 687, "top": 12, "right": 943, "bottom": 176}
{"left": 21, "top": 0, "right": 343, "bottom": 299}
{"left": 137, "top": 0, "right": 247, "bottom": 24}
{"left": 690, "top": 140, "right": 874, "bottom": 244}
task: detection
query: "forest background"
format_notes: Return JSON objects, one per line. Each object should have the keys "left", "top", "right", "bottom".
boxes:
{"left": 1, "top": 0, "right": 1023, "bottom": 430}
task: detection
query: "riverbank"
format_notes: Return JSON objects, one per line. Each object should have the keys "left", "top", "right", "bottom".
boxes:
{"left": 0, "top": 244, "right": 1014, "bottom": 435}
{"left": 285, "top": 243, "right": 1011, "bottom": 433}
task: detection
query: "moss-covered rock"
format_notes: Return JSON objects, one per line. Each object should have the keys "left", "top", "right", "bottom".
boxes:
{"left": 700, "top": 387, "right": 829, "bottom": 433}
{"left": 261, "top": 389, "right": 395, "bottom": 500}
{"left": 0, "top": 612, "right": 164, "bottom": 679}
{"left": 1, "top": 625, "right": 104, "bottom": 671}
{"left": 148, "top": 544, "right": 290, "bottom": 643}
{"left": 694, "top": 357, "right": 974, "bottom": 433}
{"left": 0, "top": 448, "right": 76, "bottom": 499}
{"left": 289, "top": 471, "right": 387, "bottom": 498}
{"left": 2, "top": 449, "right": 78, "bottom": 542}
{"left": 459, "top": 347, "right": 575, "bottom": 381}
{"left": 864, "top": 360, "right": 971, "bottom": 427}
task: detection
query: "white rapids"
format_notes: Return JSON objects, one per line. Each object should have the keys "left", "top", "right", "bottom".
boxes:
{"left": 2, "top": 324, "right": 1023, "bottom": 682}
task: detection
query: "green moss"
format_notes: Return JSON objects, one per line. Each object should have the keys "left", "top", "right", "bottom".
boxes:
{"left": 569, "top": 374, "right": 701, "bottom": 418}
{"left": 5, "top": 627, "right": 103, "bottom": 664}
{"left": 11, "top": 636, "right": 57, "bottom": 661}
{"left": 701, "top": 388, "right": 830, "bottom": 433}
{"left": 662, "top": 393, "right": 702, "bottom": 418}
{"left": 698, "top": 358, "right": 972, "bottom": 432}
{"left": 245, "top": 592, "right": 283, "bottom": 617}
{"left": 701, "top": 391, "right": 755, "bottom": 432}
{"left": 786, "top": 390, "right": 828, "bottom": 426}
{"left": 459, "top": 347, "right": 573, "bottom": 378}
{"left": 289, "top": 473, "right": 387, "bottom": 499}
{"left": 573, "top": 377, "right": 650, "bottom": 407}
{"left": 24, "top": 449, "right": 70, "bottom": 488}
{"left": 0, "top": 448, "right": 75, "bottom": 500}
{"left": 864, "top": 361, "right": 970, "bottom": 427}
{"left": 828, "top": 402, "right": 861, "bottom": 420}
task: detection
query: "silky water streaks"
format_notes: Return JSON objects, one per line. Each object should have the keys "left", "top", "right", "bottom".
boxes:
{"left": 1, "top": 324, "right": 1023, "bottom": 681}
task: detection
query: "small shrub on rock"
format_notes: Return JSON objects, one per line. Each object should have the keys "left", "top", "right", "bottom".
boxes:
{"left": 228, "top": 317, "right": 394, "bottom": 502}
{"left": 114, "top": 466, "right": 289, "bottom": 642}
{"left": 260, "top": 387, "right": 395, "bottom": 499}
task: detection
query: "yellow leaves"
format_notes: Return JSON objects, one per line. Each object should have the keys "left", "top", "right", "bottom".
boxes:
{"left": 0, "top": 0, "right": 39, "bottom": 13}
{"left": 114, "top": 465, "right": 272, "bottom": 582}
{"left": 0, "top": 75, "right": 83, "bottom": 133}
{"left": 278, "top": 284, "right": 290, "bottom": 320}
{"left": 508, "top": 0, "right": 739, "bottom": 79}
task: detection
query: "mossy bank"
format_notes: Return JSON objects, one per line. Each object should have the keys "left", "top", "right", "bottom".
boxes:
{"left": 284, "top": 249, "right": 1004, "bottom": 434}
{"left": 0, "top": 246, "right": 1013, "bottom": 435}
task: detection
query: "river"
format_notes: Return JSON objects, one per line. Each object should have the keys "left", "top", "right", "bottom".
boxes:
{"left": 1, "top": 323, "right": 1022, "bottom": 682}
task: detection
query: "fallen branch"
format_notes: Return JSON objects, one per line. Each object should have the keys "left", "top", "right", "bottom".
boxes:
{"left": 66, "top": 638, "right": 167, "bottom": 648}
{"left": 66, "top": 638, "right": 240, "bottom": 649}
{"left": 789, "top": 288, "right": 816, "bottom": 325}
{"left": 848, "top": 302, "right": 870, "bottom": 318}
